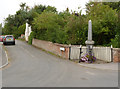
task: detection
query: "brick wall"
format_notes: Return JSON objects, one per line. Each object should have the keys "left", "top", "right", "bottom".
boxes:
{"left": 32, "top": 39, "right": 70, "bottom": 59}
{"left": 113, "top": 48, "right": 120, "bottom": 62}
{"left": 32, "top": 38, "right": 120, "bottom": 62}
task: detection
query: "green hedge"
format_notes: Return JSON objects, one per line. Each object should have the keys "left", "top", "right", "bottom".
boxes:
{"left": 28, "top": 31, "right": 36, "bottom": 44}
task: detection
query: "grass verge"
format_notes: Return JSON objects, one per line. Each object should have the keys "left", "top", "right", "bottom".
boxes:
{"left": 17, "top": 38, "right": 25, "bottom": 41}
{"left": 32, "top": 45, "right": 66, "bottom": 60}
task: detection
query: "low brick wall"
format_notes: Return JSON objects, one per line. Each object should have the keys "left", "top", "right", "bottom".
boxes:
{"left": 113, "top": 48, "right": 120, "bottom": 62}
{"left": 32, "top": 38, "right": 120, "bottom": 62}
{"left": 32, "top": 39, "right": 70, "bottom": 59}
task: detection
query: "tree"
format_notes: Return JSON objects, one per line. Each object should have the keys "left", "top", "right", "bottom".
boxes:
{"left": 3, "top": 9, "right": 27, "bottom": 38}
{"left": 102, "top": 1, "right": 120, "bottom": 48}
{"left": 44, "top": 6, "right": 57, "bottom": 13}
{"left": 27, "top": 5, "right": 57, "bottom": 25}
{"left": 20, "top": 3, "right": 26, "bottom": 11}
{"left": 64, "top": 13, "right": 88, "bottom": 45}
{"left": 3, "top": 3, "right": 29, "bottom": 38}
{"left": 111, "top": 10, "right": 120, "bottom": 48}
{"left": 2, "top": 2, "right": 119, "bottom": 47}
{"left": 103, "top": 1, "right": 120, "bottom": 11}
{"left": 14, "top": 24, "right": 26, "bottom": 38}
{"left": 85, "top": 2, "right": 118, "bottom": 46}
{"left": 32, "top": 12, "right": 66, "bottom": 43}
{"left": 27, "top": 5, "right": 47, "bottom": 25}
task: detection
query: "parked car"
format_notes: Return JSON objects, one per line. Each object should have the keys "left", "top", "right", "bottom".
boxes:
{"left": 0, "top": 36, "right": 5, "bottom": 42}
{"left": 3, "top": 35, "right": 15, "bottom": 45}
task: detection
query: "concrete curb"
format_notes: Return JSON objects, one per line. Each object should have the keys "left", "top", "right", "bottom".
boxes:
{"left": 0, "top": 46, "right": 9, "bottom": 69}
{"left": 78, "top": 63, "right": 119, "bottom": 71}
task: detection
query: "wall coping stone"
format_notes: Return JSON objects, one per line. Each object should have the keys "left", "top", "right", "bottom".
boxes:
{"left": 113, "top": 48, "right": 120, "bottom": 50}
{"left": 33, "top": 38, "right": 69, "bottom": 48}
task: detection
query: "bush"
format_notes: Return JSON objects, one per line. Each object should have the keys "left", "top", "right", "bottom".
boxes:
{"left": 32, "top": 12, "right": 66, "bottom": 43}
{"left": 13, "top": 24, "right": 26, "bottom": 39}
{"left": 18, "top": 24, "right": 26, "bottom": 35}
{"left": 28, "top": 31, "right": 36, "bottom": 44}
{"left": 111, "top": 34, "right": 120, "bottom": 48}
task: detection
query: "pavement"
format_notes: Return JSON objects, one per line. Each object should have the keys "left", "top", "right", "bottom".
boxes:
{"left": 78, "top": 62, "right": 119, "bottom": 71}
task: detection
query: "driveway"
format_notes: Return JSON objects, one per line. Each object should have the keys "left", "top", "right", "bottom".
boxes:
{"left": 2, "top": 40, "right": 118, "bottom": 87}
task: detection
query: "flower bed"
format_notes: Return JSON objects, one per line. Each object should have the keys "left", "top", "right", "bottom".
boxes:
{"left": 79, "top": 53, "right": 96, "bottom": 63}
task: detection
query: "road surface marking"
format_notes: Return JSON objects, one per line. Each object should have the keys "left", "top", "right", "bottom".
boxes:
{"left": 86, "top": 71, "right": 95, "bottom": 75}
{"left": 19, "top": 46, "right": 35, "bottom": 58}
{"left": 0, "top": 47, "right": 9, "bottom": 69}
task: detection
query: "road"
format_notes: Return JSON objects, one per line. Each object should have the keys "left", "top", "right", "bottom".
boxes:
{"left": 2, "top": 40, "right": 118, "bottom": 87}
{"left": 0, "top": 43, "right": 2, "bottom": 67}
{"left": 0, "top": 42, "right": 8, "bottom": 68}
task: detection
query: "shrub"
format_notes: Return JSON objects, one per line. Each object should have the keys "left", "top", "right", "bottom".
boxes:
{"left": 28, "top": 31, "right": 36, "bottom": 44}
{"left": 111, "top": 34, "right": 120, "bottom": 48}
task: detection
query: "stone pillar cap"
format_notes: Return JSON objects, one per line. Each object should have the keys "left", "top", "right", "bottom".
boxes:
{"left": 85, "top": 40, "right": 94, "bottom": 45}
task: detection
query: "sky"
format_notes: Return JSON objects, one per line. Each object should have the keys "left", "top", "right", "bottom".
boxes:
{"left": 0, "top": 0, "right": 89, "bottom": 26}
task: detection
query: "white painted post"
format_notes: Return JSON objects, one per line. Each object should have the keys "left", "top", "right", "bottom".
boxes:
{"left": 25, "top": 23, "right": 32, "bottom": 41}
{"left": 25, "top": 23, "right": 29, "bottom": 41}
{"left": 28, "top": 26, "right": 32, "bottom": 36}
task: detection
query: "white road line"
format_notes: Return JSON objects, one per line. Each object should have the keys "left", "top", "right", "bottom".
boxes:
{"left": 0, "top": 50, "right": 9, "bottom": 69}
{"left": 86, "top": 71, "right": 95, "bottom": 75}
{"left": 19, "top": 46, "right": 35, "bottom": 58}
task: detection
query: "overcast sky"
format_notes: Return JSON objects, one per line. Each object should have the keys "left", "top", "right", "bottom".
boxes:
{"left": 0, "top": 0, "right": 89, "bottom": 25}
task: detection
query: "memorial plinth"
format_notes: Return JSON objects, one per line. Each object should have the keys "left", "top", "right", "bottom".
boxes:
{"left": 85, "top": 20, "right": 94, "bottom": 56}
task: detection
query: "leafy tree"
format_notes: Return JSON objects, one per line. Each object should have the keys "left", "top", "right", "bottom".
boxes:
{"left": 3, "top": 15, "right": 16, "bottom": 35}
{"left": 86, "top": 2, "right": 118, "bottom": 45}
{"left": 103, "top": 1, "right": 120, "bottom": 11}
{"left": 2, "top": 2, "right": 28, "bottom": 38}
{"left": 20, "top": 3, "right": 26, "bottom": 11}
{"left": 44, "top": 6, "right": 57, "bottom": 13}
{"left": 58, "top": 10, "right": 71, "bottom": 25}
{"left": 2, "top": 3, "right": 30, "bottom": 38}
{"left": 64, "top": 13, "right": 88, "bottom": 45}
{"left": 111, "top": 10, "right": 120, "bottom": 48}
{"left": 32, "top": 12, "right": 66, "bottom": 43}
{"left": 18, "top": 24, "right": 26, "bottom": 35}
{"left": 27, "top": 5, "right": 56, "bottom": 25}
{"left": 2, "top": 2, "right": 120, "bottom": 48}
{"left": 32, "top": 5, "right": 46, "bottom": 14}
{"left": 102, "top": 1, "right": 120, "bottom": 48}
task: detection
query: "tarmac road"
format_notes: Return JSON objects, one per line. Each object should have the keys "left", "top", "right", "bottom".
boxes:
{"left": 0, "top": 42, "right": 8, "bottom": 68}
{"left": 2, "top": 40, "right": 118, "bottom": 87}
